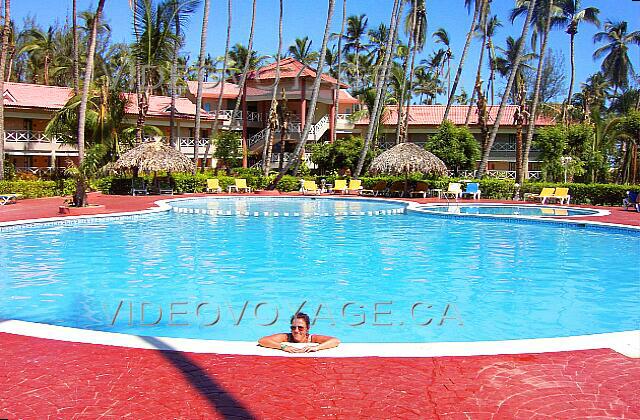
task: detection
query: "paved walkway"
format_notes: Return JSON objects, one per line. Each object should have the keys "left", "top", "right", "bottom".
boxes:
{"left": 1, "top": 192, "right": 639, "bottom": 418}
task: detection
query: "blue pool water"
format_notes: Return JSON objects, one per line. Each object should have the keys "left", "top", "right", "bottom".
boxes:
{"left": 420, "top": 204, "right": 599, "bottom": 217}
{"left": 1, "top": 197, "right": 638, "bottom": 343}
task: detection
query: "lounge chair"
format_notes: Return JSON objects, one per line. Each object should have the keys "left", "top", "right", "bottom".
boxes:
{"left": 442, "top": 183, "right": 463, "bottom": 199}
{"left": 361, "top": 180, "right": 387, "bottom": 196}
{"left": 346, "top": 179, "right": 363, "bottom": 195}
{"left": 623, "top": 191, "right": 639, "bottom": 211}
{"left": 153, "top": 177, "right": 174, "bottom": 195}
{"left": 460, "top": 182, "right": 481, "bottom": 199}
{"left": 330, "top": 179, "right": 347, "bottom": 194}
{"left": 302, "top": 180, "right": 321, "bottom": 195}
{"left": 206, "top": 178, "right": 222, "bottom": 193}
{"left": 131, "top": 178, "right": 148, "bottom": 196}
{"left": 549, "top": 187, "right": 571, "bottom": 204}
{"left": 525, "top": 187, "right": 555, "bottom": 204}
{"left": 0, "top": 193, "right": 18, "bottom": 205}
{"left": 388, "top": 181, "right": 405, "bottom": 197}
{"left": 228, "top": 178, "right": 251, "bottom": 193}
{"left": 409, "top": 181, "right": 429, "bottom": 198}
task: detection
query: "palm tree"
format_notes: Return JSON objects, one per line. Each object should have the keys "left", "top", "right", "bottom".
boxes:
{"left": 477, "top": 0, "right": 537, "bottom": 177}
{"left": 366, "top": 22, "right": 389, "bottom": 67}
{"left": 493, "top": 36, "right": 535, "bottom": 102}
{"left": 442, "top": 0, "right": 483, "bottom": 122}
{"left": 465, "top": 0, "right": 491, "bottom": 126}
{"left": 287, "top": 36, "right": 318, "bottom": 64}
{"left": 593, "top": 20, "right": 640, "bottom": 94}
{"left": 262, "top": 0, "right": 283, "bottom": 176}
{"left": 231, "top": 0, "right": 257, "bottom": 168}
{"left": 555, "top": 0, "right": 599, "bottom": 123}
{"left": 270, "top": 0, "right": 336, "bottom": 185}
{"left": 76, "top": 0, "right": 106, "bottom": 206}
{"left": 72, "top": 0, "right": 79, "bottom": 94}
{"left": 432, "top": 28, "right": 453, "bottom": 99}
{"left": 399, "top": 0, "right": 427, "bottom": 143}
{"left": 343, "top": 14, "right": 368, "bottom": 91}
{"left": 202, "top": 0, "right": 232, "bottom": 171}
{"left": 0, "top": 0, "right": 10, "bottom": 181}
{"left": 485, "top": 15, "right": 502, "bottom": 104}
{"left": 354, "top": 0, "right": 403, "bottom": 177}
{"left": 331, "top": 0, "right": 347, "bottom": 144}
{"left": 394, "top": 0, "right": 417, "bottom": 145}
{"left": 18, "top": 26, "right": 56, "bottom": 85}
{"left": 513, "top": 0, "right": 559, "bottom": 184}
{"left": 193, "top": 0, "right": 210, "bottom": 173}
{"left": 169, "top": 0, "right": 199, "bottom": 147}
{"left": 413, "top": 66, "right": 443, "bottom": 104}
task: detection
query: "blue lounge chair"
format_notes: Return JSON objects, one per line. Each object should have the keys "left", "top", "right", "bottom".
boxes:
{"left": 623, "top": 191, "right": 639, "bottom": 212}
{"left": 461, "top": 182, "right": 481, "bottom": 199}
{"left": 0, "top": 193, "right": 18, "bottom": 205}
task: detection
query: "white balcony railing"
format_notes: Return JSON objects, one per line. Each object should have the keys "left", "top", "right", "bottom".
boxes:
{"left": 5, "top": 130, "right": 63, "bottom": 143}
{"left": 143, "top": 136, "right": 211, "bottom": 147}
{"left": 212, "top": 110, "right": 261, "bottom": 122}
{"left": 449, "top": 170, "right": 541, "bottom": 180}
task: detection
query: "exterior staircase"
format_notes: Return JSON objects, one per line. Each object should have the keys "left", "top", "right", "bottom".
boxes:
{"left": 248, "top": 114, "right": 330, "bottom": 153}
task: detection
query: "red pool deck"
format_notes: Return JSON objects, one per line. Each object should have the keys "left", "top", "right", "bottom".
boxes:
{"left": 1, "top": 192, "right": 639, "bottom": 418}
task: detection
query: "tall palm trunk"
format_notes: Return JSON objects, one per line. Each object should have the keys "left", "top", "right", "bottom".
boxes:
{"left": 520, "top": 0, "right": 554, "bottom": 185}
{"left": 202, "top": 0, "right": 232, "bottom": 171}
{"left": 465, "top": 1, "right": 488, "bottom": 126}
{"left": 72, "top": 0, "right": 79, "bottom": 95}
{"left": 232, "top": 0, "right": 256, "bottom": 168}
{"left": 402, "top": 7, "right": 423, "bottom": 143}
{"left": 395, "top": 0, "right": 416, "bottom": 145}
{"left": 477, "top": 0, "right": 537, "bottom": 177}
{"left": 193, "top": 0, "right": 210, "bottom": 174}
{"left": 0, "top": 0, "right": 10, "bottom": 181}
{"left": 131, "top": 0, "right": 144, "bottom": 144}
{"left": 76, "top": 0, "right": 105, "bottom": 206}
{"left": 170, "top": 6, "right": 180, "bottom": 147}
{"left": 262, "top": 0, "right": 283, "bottom": 176}
{"left": 43, "top": 55, "right": 50, "bottom": 85}
{"left": 269, "top": 0, "right": 335, "bottom": 187}
{"left": 331, "top": 0, "right": 346, "bottom": 144}
{"left": 563, "top": 31, "right": 576, "bottom": 124}
{"left": 354, "top": 0, "right": 402, "bottom": 177}
{"left": 442, "top": 0, "right": 482, "bottom": 122}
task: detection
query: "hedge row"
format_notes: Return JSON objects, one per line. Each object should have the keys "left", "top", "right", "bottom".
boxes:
{"left": 3, "top": 176, "right": 638, "bottom": 207}
{"left": 0, "top": 179, "right": 75, "bottom": 199}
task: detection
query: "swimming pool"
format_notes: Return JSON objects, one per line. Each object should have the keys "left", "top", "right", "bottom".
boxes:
{"left": 1, "top": 197, "right": 638, "bottom": 343}
{"left": 418, "top": 204, "right": 603, "bottom": 217}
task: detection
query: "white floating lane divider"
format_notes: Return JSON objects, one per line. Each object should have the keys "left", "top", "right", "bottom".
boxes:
{"left": 169, "top": 205, "right": 408, "bottom": 218}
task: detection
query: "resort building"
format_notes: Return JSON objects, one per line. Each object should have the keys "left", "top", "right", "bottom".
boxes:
{"left": 2, "top": 58, "right": 553, "bottom": 177}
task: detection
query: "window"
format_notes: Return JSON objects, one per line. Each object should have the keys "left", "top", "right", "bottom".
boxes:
{"left": 23, "top": 119, "right": 33, "bottom": 132}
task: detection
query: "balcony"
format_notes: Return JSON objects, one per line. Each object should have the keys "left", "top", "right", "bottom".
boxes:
{"left": 212, "top": 110, "right": 262, "bottom": 128}
{"left": 4, "top": 130, "right": 77, "bottom": 155}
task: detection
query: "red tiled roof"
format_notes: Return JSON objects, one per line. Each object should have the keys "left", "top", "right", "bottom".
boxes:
{"left": 123, "top": 93, "right": 216, "bottom": 120}
{"left": 3, "top": 82, "right": 73, "bottom": 110}
{"left": 186, "top": 80, "right": 271, "bottom": 99}
{"left": 248, "top": 58, "right": 349, "bottom": 88}
{"left": 338, "top": 89, "right": 359, "bottom": 104}
{"left": 356, "top": 105, "right": 555, "bottom": 126}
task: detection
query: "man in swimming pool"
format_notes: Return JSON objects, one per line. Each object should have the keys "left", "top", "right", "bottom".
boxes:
{"left": 258, "top": 312, "right": 340, "bottom": 353}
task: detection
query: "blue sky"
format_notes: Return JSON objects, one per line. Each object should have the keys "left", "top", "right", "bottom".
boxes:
{"left": 12, "top": 0, "right": 640, "bottom": 102}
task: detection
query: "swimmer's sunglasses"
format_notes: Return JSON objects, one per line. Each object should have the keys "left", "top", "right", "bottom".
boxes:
{"left": 290, "top": 325, "right": 306, "bottom": 331}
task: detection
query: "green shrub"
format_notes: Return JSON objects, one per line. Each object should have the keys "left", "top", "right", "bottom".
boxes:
{"left": 0, "top": 180, "right": 61, "bottom": 198}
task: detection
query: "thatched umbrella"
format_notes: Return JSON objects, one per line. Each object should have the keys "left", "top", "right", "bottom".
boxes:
{"left": 368, "top": 142, "right": 447, "bottom": 195}
{"left": 113, "top": 140, "right": 194, "bottom": 173}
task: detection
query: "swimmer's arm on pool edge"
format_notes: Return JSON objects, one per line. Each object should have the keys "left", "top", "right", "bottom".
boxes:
{"left": 258, "top": 333, "right": 340, "bottom": 352}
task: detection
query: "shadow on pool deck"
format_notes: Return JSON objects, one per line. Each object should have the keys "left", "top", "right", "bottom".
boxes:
{"left": 141, "top": 336, "right": 256, "bottom": 419}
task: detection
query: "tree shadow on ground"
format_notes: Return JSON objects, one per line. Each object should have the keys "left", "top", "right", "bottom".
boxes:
{"left": 141, "top": 336, "right": 256, "bottom": 419}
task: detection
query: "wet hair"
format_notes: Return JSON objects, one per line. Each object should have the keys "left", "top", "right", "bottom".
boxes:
{"left": 290, "top": 312, "right": 310, "bottom": 329}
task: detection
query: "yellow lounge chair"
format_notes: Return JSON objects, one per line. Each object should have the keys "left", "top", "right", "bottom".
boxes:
{"left": 302, "top": 180, "right": 321, "bottom": 195}
{"left": 228, "top": 178, "right": 251, "bottom": 193}
{"left": 442, "top": 183, "right": 463, "bottom": 199}
{"left": 525, "top": 187, "right": 555, "bottom": 204}
{"left": 206, "top": 178, "right": 222, "bottom": 193}
{"left": 346, "top": 179, "right": 363, "bottom": 195}
{"left": 330, "top": 179, "right": 347, "bottom": 194}
{"left": 550, "top": 187, "right": 571, "bottom": 204}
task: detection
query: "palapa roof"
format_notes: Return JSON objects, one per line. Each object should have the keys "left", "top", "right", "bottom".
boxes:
{"left": 114, "top": 140, "right": 195, "bottom": 173}
{"left": 368, "top": 142, "right": 447, "bottom": 176}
